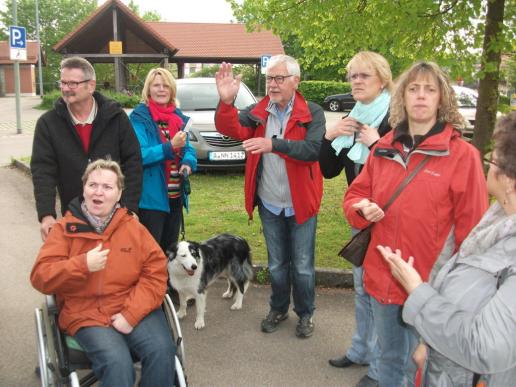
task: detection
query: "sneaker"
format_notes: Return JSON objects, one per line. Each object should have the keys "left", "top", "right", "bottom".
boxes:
{"left": 261, "top": 310, "right": 288, "bottom": 333}
{"left": 295, "top": 315, "right": 314, "bottom": 338}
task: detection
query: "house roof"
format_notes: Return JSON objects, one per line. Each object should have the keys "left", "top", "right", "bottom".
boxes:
{"left": 0, "top": 41, "right": 45, "bottom": 65}
{"left": 146, "top": 22, "right": 284, "bottom": 62}
{"left": 52, "top": 0, "right": 283, "bottom": 64}
{"left": 53, "top": 0, "right": 176, "bottom": 59}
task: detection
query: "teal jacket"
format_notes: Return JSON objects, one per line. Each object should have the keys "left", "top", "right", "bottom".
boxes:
{"left": 130, "top": 103, "right": 197, "bottom": 213}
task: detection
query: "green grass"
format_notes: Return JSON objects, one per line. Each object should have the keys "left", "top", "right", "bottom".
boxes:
{"left": 185, "top": 172, "right": 352, "bottom": 270}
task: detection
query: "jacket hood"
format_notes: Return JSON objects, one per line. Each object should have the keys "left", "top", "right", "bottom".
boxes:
{"left": 63, "top": 197, "right": 133, "bottom": 239}
{"left": 377, "top": 122, "right": 461, "bottom": 153}
{"left": 54, "top": 91, "right": 125, "bottom": 124}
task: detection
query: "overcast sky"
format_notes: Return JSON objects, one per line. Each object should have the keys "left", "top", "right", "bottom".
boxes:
{"left": 100, "top": 0, "right": 239, "bottom": 23}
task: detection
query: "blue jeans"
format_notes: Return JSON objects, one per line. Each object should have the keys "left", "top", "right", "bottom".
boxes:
{"left": 258, "top": 203, "right": 317, "bottom": 318}
{"left": 370, "top": 298, "right": 418, "bottom": 387}
{"left": 74, "top": 308, "right": 176, "bottom": 387}
{"left": 346, "top": 265, "right": 379, "bottom": 381}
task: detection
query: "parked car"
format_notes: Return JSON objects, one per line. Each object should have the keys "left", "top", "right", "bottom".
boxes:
{"left": 453, "top": 85, "right": 477, "bottom": 138}
{"left": 175, "top": 78, "right": 257, "bottom": 169}
{"left": 322, "top": 92, "right": 356, "bottom": 112}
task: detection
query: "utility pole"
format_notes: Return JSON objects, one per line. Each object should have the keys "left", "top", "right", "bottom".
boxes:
{"left": 35, "top": 0, "right": 44, "bottom": 96}
{"left": 13, "top": 0, "right": 22, "bottom": 134}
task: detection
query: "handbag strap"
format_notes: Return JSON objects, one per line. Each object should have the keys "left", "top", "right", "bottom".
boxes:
{"left": 382, "top": 155, "right": 431, "bottom": 213}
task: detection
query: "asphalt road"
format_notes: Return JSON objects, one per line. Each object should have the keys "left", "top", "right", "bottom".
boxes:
{"left": 0, "top": 168, "right": 365, "bottom": 386}
{"left": 0, "top": 96, "right": 362, "bottom": 386}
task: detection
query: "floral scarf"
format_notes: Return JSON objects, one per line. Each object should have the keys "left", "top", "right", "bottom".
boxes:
{"left": 81, "top": 201, "right": 120, "bottom": 234}
{"left": 148, "top": 98, "right": 184, "bottom": 182}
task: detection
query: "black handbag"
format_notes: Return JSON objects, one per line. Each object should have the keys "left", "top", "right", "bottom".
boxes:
{"left": 338, "top": 156, "right": 430, "bottom": 266}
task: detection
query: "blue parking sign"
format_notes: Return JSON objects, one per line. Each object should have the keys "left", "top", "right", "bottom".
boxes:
{"left": 261, "top": 54, "right": 272, "bottom": 74}
{"left": 9, "top": 26, "right": 26, "bottom": 49}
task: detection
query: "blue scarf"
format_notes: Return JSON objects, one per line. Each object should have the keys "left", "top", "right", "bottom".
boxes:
{"left": 331, "top": 89, "right": 390, "bottom": 164}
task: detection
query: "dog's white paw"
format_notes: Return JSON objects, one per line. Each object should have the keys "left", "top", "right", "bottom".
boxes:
{"left": 177, "top": 309, "right": 187, "bottom": 319}
{"left": 222, "top": 290, "right": 234, "bottom": 299}
{"left": 230, "top": 302, "right": 242, "bottom": 310}
{"left": 194, "top": 319, "right": 205, "bottom": 329}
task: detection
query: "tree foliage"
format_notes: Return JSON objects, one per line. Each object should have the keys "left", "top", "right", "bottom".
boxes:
{"left": 0, "top": 0, "right": 97, "bottom": 92}
{"left": 228, "top": 0, "right": 515, "bottom": 154}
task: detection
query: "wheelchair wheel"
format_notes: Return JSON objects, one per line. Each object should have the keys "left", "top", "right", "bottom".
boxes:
{"left": 164, "top": 294, "right": 186, "bottom": 365}
{"left": 175, "top": 355, "right": 187, "bottom": 387}
{"left": 34, "top": 307, "right": 58, "bottom": 387}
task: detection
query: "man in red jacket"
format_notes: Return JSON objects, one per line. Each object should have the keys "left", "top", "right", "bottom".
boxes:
{"left": 215, "top": 55, "right": 325, "bottom": 338}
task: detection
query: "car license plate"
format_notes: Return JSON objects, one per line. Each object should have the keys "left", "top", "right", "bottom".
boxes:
{"left": 208, "top": 151, "right": 246, "bottom": 161}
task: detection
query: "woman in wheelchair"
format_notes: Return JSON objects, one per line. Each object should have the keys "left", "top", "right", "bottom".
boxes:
{"left": 31, "top": 158, "right": 176, "bottom": 387}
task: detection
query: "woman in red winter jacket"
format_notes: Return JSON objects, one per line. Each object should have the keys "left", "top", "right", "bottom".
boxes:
{"left": 343, "top": 62, "right": 488, "bottom": 387}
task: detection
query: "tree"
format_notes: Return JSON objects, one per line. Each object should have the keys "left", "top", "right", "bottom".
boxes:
{"left": 229, "top": 0, "right": 515, "bottom": 155}
{"left": 0, "top": 0, "right": 97, "bottom": 92}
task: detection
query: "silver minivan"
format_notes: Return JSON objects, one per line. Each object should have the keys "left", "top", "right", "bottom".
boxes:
{"left": 176, "top": 78, "right": 257, "bottom": 169}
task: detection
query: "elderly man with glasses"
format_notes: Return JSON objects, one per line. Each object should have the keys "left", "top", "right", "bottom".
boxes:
{"left": 31, "top": 56, "right": 142, "bottom": 241}
{"left": 215, "top": 55, "right": 325, "bottom": 338}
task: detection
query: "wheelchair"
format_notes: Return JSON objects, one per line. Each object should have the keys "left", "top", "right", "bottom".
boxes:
{"left": 34, "top": 293, "right": 187, "bottom": 387}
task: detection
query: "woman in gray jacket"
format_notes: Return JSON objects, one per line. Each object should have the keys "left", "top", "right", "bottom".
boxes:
{"left": 377, "top": 111, "right": 516, "bottom": 386}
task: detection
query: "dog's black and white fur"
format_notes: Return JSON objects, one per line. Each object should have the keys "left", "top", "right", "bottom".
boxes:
{"left": 167, "top": 234, "right": 253, "bottom": 329}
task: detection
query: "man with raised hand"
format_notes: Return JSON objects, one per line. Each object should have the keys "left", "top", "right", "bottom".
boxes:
{"left": 214, "top": 55, "right": 325, "bottom": 338}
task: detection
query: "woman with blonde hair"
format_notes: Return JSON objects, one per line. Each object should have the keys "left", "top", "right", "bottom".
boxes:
{"left": 378, "top": 112, "right": 516, "bottom": 386}
{"left": 343, "top": 61, "right": 488, "bottom": 386}
{"left": 130, "top": 68, "right": 196, "bottom": 250}
{"left": 320, "top": 51, "right": 393, "bottom": 387}
{"left": 31, "top": 158, "right": 176, "bottom": 386}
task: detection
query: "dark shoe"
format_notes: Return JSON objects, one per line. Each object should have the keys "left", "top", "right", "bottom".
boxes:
{"left": 295, "top": 315, "right": 314, "bottom": 338}
{"left": 328, "top": 355, "right": 362, "bottom": 368}
{"left": 261, "top": 310, "right": 288, "bottom": 333}
{"left": 356, "top": 375, "right": 379, "bottom": 387}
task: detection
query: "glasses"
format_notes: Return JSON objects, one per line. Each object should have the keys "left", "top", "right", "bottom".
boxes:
{"left": 57, "top": 79, "right": 91, "bottom": 89}
{"left": 483, "top": 157, "right": 498, "bottom": 168}
{"left": 349, "top": 73, "right": 373, "bottom": 81}
{"left": 265, "top": 75, "right": 293, "bottom": 84}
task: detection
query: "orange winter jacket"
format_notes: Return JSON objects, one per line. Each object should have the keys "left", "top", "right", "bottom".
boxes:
{"left": 30, "top": 200, "right": 168, "bottom": 336}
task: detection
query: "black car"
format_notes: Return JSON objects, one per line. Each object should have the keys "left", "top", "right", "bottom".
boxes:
{"left": 323, "top": 92, "right": 356, "bottom": 112}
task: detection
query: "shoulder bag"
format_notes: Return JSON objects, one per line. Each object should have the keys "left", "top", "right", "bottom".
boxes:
{"left": 338, "top": 156, "right": 431, "bottom": 266}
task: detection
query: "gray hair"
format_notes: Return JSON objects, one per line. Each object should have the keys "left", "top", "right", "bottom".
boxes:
{"left": 60, "top": 56, "right": 96, "bottom": 81}
{"left": 266, "top": 55, "right": 301, "bottom": 77}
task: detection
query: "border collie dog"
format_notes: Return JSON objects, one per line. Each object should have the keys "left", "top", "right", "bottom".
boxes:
{"left": 167, "top": 234, "right": 253, "bottom": 329}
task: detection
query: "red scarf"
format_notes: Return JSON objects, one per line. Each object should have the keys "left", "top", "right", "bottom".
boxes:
{"left": 148, "top": 98, "right": 184, "bottom": 183}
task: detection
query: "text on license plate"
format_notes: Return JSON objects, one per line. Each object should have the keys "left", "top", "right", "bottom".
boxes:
{"left": 209, "top": 151, "right": 246, "bottom": 161}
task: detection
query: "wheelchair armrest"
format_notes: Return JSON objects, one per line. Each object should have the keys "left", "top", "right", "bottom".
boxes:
{"left": 46, "top": 294, "right": 58, "bottom": 315}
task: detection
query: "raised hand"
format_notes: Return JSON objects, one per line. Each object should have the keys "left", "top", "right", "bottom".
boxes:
{"left": 352, "top": 198, "right": 385, "bottom": 222}
{"left": 215, "top": 62, "right": 242, "bottom": 104}
{"left": 86, "top": 243, "right": 110, "bottom": 272}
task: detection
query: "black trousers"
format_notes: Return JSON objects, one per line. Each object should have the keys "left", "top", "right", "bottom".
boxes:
{"left": 139, "top": 197, "right": 182, "bottom": 252}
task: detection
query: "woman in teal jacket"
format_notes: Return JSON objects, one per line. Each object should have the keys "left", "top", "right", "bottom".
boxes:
{"left": 130, "top": 68, "right": 196, "bottom": 251}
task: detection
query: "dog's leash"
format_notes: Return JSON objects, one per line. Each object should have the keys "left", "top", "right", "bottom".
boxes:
{"left": 180, "top": 170, "right": 191, "bottom": 241}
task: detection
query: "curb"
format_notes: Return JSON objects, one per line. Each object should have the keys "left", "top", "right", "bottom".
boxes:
{"left": 252, "top": 264, "right": 354, "bottom": 289}
{"left": 11, "top": 159, "right": 355, "bottom": 289}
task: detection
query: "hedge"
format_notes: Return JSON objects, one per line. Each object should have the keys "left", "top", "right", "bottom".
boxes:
{"left": 298, "top": 80, "right": 351, "bottom": 106}
{"left": 37, "top": 89, "right": 141, "bottom": 110}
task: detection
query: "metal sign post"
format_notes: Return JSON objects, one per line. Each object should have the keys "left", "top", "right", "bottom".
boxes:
{"left": 9, "top": 19, "right": 26, "bottom": 134}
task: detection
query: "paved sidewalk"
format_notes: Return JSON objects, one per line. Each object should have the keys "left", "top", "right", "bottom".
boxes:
{"left": 1, "top": 166, "right": 364, "bottom": 387}
{"left": 0, "top": 96, "right": 44, "bottom": 165}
